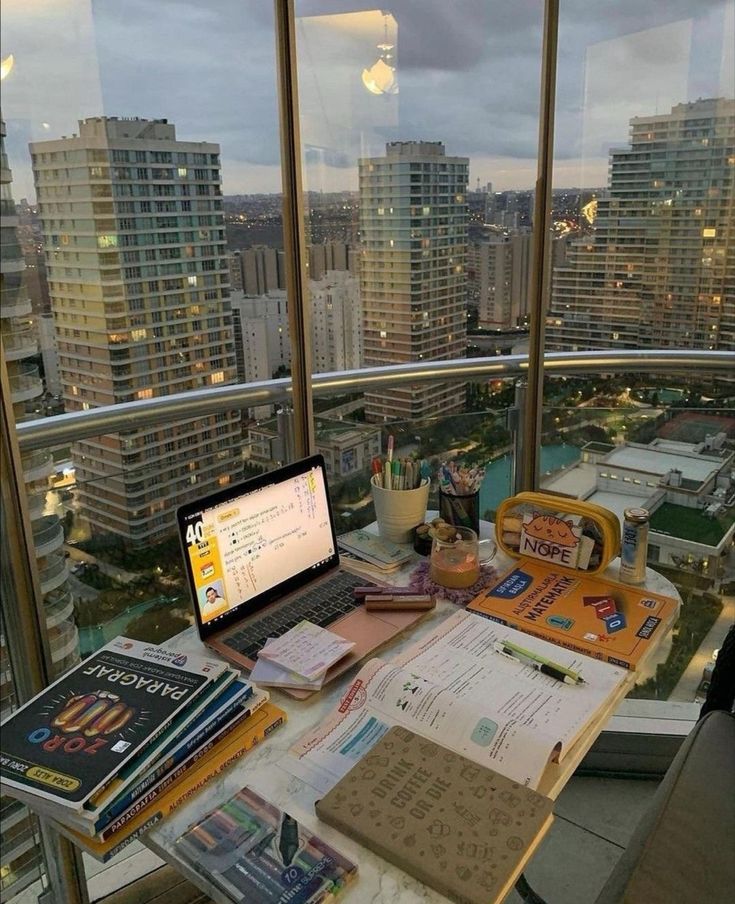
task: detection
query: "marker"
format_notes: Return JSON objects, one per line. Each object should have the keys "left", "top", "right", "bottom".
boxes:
{"left": 493, "top": 640, "right": 585, "bottom": 685}
{"left": 387, "top": 434, "right": 394, "bottom": 462}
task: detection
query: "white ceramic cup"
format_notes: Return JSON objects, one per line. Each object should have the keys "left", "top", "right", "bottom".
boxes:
{"left": 371, "top": 475, "right": 430, "bottom": 544}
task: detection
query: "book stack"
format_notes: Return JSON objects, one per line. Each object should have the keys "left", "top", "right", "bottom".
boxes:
{"left": 0, "top": 636, "right": 286, "bottom": 861}
{"left": 337, "top": 528, "right": 413, "bottom": 579}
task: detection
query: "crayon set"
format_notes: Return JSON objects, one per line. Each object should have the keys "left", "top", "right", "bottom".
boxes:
{"left": 176, "top": 785, "right": 357, "bottom": 903}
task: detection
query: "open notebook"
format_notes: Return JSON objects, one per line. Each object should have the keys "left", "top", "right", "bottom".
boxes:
{"left": 287, "top": 609, "right": 627, "bottom": 793}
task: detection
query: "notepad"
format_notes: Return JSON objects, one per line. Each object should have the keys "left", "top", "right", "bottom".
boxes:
{"left": 256, "top": 621, "right": 355, "bottom": 680}
{"left": 250, "top": 639, "right": 326, "bottom": 691}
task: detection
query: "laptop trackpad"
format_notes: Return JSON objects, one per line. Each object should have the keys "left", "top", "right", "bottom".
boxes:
{"left": 330, "top": 607, "right": 422, "bottom": 656}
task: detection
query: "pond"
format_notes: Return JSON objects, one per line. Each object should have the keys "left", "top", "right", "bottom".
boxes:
{"left": 479, "top": 443, "right": 581, "bottom": 515}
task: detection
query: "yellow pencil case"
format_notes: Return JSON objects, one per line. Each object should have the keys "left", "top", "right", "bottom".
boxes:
{"left": 494, "top": 491, "right": 621, "bottom": 575}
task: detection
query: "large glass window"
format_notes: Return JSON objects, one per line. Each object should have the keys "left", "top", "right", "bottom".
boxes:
{"left": 544, "top": 0, "right": 734, "bottom": 702}
{"left": 295, "top": 1, "right": 543, "bottom": 522}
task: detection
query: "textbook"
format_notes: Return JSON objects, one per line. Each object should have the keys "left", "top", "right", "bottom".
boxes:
{"left": 52, "top": 701, "right": 287, "bottom": 862}
{"left": 316, "top": 726, "right": 553, "bottom": 904}
{"left": 83, "top": 666, "right": 239, "bottom": 813}
{"left": 338, "top": 548, "right": 401, "bottom": 579}
{"left": 91, "top": 692, "right": 271, "bottom": 843}
{"left": 289, "top": 610, "right": 626, "bottom": 793}
{"left": 0, "top": 636, "right": 229, "bottom": 811}
{"left": 72, "top": 686, "right": 269, "bottom": 837}
{"left": 337, "top": 529, "right": 412, "bottom": 569}
{"left": 467, "top": 559, "right": 680, "bottom": 670}
{"left": 176, "top": 785, "right": 357, "bottom": 903}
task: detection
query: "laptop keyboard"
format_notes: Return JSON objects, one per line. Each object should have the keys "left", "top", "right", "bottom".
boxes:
{"left": 222, "top": 571, "right": 365, "bottom": 662}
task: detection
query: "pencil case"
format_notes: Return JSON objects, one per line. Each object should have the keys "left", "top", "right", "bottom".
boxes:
{"left": 494, "top": 491, "right": 621, "bottom": 575}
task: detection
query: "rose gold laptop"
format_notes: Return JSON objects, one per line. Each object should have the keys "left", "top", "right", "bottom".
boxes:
{"left": 177, "top": 454, "right": 423, "bottom": 697}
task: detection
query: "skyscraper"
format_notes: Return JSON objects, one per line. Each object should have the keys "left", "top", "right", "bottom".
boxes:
{"left": 547, "top": 98, "right": 734, "bottom": 351}
{"left": 468, "top": 232, "right": 533, "bottom": 330}
{"left": 358, "top": 141, "right": 469, "bottom": 421}
{"left": 30, "top": 117, "right": 240, "bottom": 544}
{"left": 2, "top": 118, "right": 80, "bottom": 900}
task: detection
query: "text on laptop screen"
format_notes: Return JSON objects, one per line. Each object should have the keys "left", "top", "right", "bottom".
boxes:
{"left": 182, "top": 464, "right": 335, "bottom": 625}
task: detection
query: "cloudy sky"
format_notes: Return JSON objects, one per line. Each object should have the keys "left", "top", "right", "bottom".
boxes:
{"left": 2, "top": 0, "right": 732, "bottom": 199}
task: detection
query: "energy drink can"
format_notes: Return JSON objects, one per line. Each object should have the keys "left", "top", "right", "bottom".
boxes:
{"left": 620, "top": 507, "right": 649, "bottom": 584}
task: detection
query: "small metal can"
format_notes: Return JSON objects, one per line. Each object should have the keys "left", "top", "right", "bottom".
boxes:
{"left": 619, "top": 507, "right": 649, "bottom": 584}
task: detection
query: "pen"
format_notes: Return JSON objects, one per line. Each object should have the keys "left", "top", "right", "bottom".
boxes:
{"left": 492, "top": 640, "right": 585, "bottom": 685}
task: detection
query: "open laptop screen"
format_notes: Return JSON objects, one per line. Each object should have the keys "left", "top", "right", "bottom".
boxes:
{"left": 177, "top": 455, "right": 339, "bottom": 638}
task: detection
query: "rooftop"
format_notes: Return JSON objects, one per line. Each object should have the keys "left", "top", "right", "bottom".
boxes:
{"left": 603, "top": 444, "right": 723, "bottom": 485}
{"left": 648, "top": 502, "right": 735, "bottom": 547}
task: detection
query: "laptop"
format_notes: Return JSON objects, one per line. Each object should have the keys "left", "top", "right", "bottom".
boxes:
{"left": 177, "top": 454, "right": 425, "bottom": 695}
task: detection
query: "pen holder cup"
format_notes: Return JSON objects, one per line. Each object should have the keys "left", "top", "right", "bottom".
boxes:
{"left": 439, "top": 489, "right": 480, "bottom": 535}
{"left": 371, "top": 476, "right": 430, "bottom": 545}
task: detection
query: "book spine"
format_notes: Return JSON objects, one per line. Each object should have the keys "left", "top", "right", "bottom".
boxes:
{"left": 68, "top": 712, "right": 286, "bottom": 861}
{"left": 88, "top": 683, "right": 209, "bottom": 805}
{"left": 96, "top": 692, "right": 260, "bottom": 829}
{"left": 97, "top": 703, "right": 263, "bottom": 840}
{"left": 94, "top": 710, "right": 262, "bottom": 841}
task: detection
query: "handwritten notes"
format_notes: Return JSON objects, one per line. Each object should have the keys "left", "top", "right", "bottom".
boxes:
{"left": 256, "top": 621, "right": 355, "bottom": 680}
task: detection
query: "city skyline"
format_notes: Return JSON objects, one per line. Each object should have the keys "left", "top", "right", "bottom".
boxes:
{"left": 2, "top": 0, "right": 732, "bottom": 199}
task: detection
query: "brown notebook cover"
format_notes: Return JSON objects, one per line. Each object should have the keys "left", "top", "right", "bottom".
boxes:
{"left": 315, "top": 726, "right": 554, "bottom": 904}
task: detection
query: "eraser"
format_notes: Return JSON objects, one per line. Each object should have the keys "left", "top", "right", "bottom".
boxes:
{"left": 576, "top": 535, "right": 595, "bottom": 569}
{"left": 502, "top": 531, "right": 522, "bottom": 548}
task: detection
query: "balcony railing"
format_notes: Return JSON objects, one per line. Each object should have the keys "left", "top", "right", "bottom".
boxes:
{"left": 15, "top": 350, "right": 733, "bottom": 452}
{"left": 8, "top": 363, "right": 43, "bottom": 403}
{"left": 31, "top": 516, "right": 65, "bottom": 557}
{"left": 2, "top": 329, "right": 38, "bottom": 360}
{"left": 37, "top": 553, "right": 68, "bottom": 593}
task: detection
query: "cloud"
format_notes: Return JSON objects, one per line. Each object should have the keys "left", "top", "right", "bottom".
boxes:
{"left": 1, "top": 0, "right": 731, "bottom": 197}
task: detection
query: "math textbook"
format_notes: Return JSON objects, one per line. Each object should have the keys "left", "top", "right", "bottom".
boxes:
{"left": 52, "top": 702, "right": 287, "bottom": 862}
{"left": 467, "top": 558, "right": 680, "bottom": 670}
{"left": 316, "top": 726, "right": 552, "bottom": 904}
{"left": 0, "top": 637, "right": 228, "bottom": 811}
{"left": 176, "top": 786, "right": 357, "bottom": 904}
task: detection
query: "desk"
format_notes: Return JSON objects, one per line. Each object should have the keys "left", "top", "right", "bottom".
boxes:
{"left": 145, "top": 526, "right": 679, "bottom": 903}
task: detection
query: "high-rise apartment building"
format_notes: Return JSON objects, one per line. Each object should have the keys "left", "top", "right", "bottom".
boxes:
{"left": 230, "top": 290, "right": 291, "bottom": 386}
{"left": 359, "top": 141, "right": 469, "bottom": 421}
{"left": 468, "top": 233, "right": 533, "bottom": 330}
{"left": 310, "top": 270, "right": 363, "bottom": 373}
{"left": 308, "top": 241, "right": 357, "bottom": 281}
{"left": 30, "top": 117, "right": 241, "bottom": 544}
{"left": 547, "top": 98, "right": 734, "bottom": 351}
{"left": 2, "top": 119, "right": 80, "bottom": 901}
{"left": 228, "top": 245, "right": 285, "bottom": 296}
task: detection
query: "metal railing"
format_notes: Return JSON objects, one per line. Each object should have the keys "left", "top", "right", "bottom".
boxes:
{"left": 15, "top": 349, "right": 735, "bottom": 456}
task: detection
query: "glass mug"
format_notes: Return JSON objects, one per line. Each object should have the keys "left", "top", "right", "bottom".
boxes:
{"left": 429, "top": 526, "right": 496, "bottom": 589}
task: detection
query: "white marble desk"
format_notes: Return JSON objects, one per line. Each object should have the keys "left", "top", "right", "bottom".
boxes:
{"left": 145, "top": 527, "right": 680, "bottom": 904}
